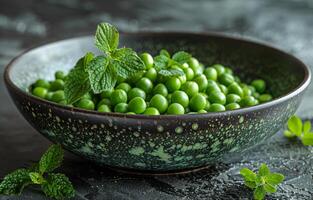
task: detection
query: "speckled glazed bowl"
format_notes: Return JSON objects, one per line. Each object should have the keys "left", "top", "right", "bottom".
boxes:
{"left": 4, "top": 33, "right": 311, "bottom": 173}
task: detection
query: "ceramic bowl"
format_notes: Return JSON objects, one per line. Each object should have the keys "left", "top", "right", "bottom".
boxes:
{"left": 4, "top": 33, "right": 311, "bottom": 173}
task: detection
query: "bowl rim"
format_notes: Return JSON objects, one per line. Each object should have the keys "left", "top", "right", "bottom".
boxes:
{"left": 4, "top": 32, "right": 311, "bottom": 119}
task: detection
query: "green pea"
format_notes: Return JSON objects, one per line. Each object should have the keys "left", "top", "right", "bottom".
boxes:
{"left": 240, "top": 96, "right": 258, "bottom": 107}
{"left": 126, "top": 112, "right": 136, "bottom": 115}
{"left": 127, "top": 97, "right": 146, "bottom": 114}
{"left": 182, "top": 81, "right": 199, "bottom": 97}
{"left": 45, "top": 92, "right": 53, "bottom": 101}
{"left": 219, "top": 84, "right": 228, "bottom": 95}
{"left": 189, "top": 94, "right": 207, "bottom": 111}
{"left": 204, "top": 67, "right": 218, "bottom": 81}
{"left": 227, "top": 82, "right": 244, "bottom": 97}
{"left": 208, "top": 103, "right": 226, "bottom": 112}
{"left": 171, "top": 91, "right": 189, "bottom": 108}
{"left": 199, "top": 92, "right": 208, "bottom": 99}
{"left": 224, "top": 67, "right": 233, "bottom": 75}
{"left": 152, "top": 83, "right": 168, "bottom": 96}
{"left": 55, "top": 70, "right": 66, "bottom": 80}
{"left": 188, "top": 57, "right": 200, "bottom": 69}
{"left": 114, "top": 103, "right": 128, "bottom": 113}
{"left": 212, "top": 64, "right": 225, "bottom": 75}
{"left": 225, "top": 103, "right": 240, "bottom": 110}
{"left": 97, "top": 98, "right": 112, "bottom": 108}
{"left": 242, "top": 86, "right": 253, "bottom": 97}
{"left": 34, "top": 79, "right": 50, "bottom": 89}
{"left": 208, "top": 91, "right": 226, "bottom": 105}
{"left": 198, "top": 109, "right": 207, "bottom": 114}
{"left": 178, "top": 74, "right": 187, "bottom": 85}
{"left": 160, "top": 49, "right": 170, "bottom": 57}
{"left": 258, "top": 94, "right": 272, "bottom": 103}
{"left": 194, "top": 74, "right": 208, "bottom": 92}
{"left": 50, "top": 79, "right": 64, "bottom": 91}
{"left": 150, "top": 94, "right": 168, "bottom": 114}
{"left": 143, "top": 107, "right": 160, "bottom": 115}
{"left": 110, "top": 89, "right": 128, "bottom": 105}
{"left": 167, "top": 103, "right": 185, "bottom": 115}
{"left": 32, "top": 87, "right": 48, "bottom": 99}
{"left": 144, "top": 68, "right": 157, "bottom": 82}
{"left": 77, "top": 98, "right": 95, "bottom": 110}
{"left": 82, "top": 93, "right": 92, "bottom": 100}
{"left": 253, "top": 92, "right": 260, "bottom": 99}
{"left": 204, "top": 100, "right": 211, "bottom": 111}
{"left": 140, "top": 53, "right": 154, "bottom": 69}
{"left": 98, "top": 104, "right": 111, "bottom": 112}
{"left": 218, "top": 73, "right": 235, "bottom": 86}
{"left": 165, "top": 77, "right": 181, "bottom": 92}
{"left": 251, "top": 79, "right": 266, "bottom": 93}
{"left": 136, "top": 77, "right": 153, "bottom": 94}
{"left": 100, "top": 90, "right": 113, "bottom": 99}
{"left": 116, "top": 83, "right": 131, "bottom": 93}
{"left": 206, "top": 80, "right": 221, "bottom": 94}
{"left": 128, "top": 88, "right": 146, "bottom": 100}
{"left": 183, "top": 67, "right": 195, "bottom": 81}
{"left": 226, "top": 94, "right": 241, "bottom": 104}
{"left": 50, "top": 90, "right": 65, "bottom": 102}
{"left": 180, "top": 63, "right": 189, "bottom": 69}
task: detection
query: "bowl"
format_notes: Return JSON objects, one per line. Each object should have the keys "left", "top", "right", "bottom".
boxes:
{"left": 4, "top": 33, "right": 311, "bottom": 173}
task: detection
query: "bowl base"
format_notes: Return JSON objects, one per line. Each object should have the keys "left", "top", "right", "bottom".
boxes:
{"left": 106, "top": 165, "right": 210, "bottom": 176}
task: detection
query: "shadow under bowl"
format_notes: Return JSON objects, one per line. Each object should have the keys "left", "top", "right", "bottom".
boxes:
{"left": 4, "top": 32, "right": 311, "bottom": 173}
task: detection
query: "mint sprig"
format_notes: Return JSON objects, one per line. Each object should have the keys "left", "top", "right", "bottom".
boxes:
{"left": 65, "top": 22, "right": 145, "bottom": 104}
{"left": 0, "top": 144, "right": 75, "bottom": 199}
{"left": 154, "top": 50, "right": 191, "bottom": 77}
{"left": 284, "top": 115, "right": 313, "bottom": 145}
{"left": 240, "top": 164, "right": 284, "bottom": 200}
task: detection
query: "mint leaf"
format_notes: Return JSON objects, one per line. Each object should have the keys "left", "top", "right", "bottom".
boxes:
{"left": 240, "top": 168, "right": 257, "bottom": 182}
{"left": 0, "top": 169, "right": 31, "bottom": 195}
{"left": 158, "top": 69, "right": 184, "bottom": 77}
{"left": 39, "top": 144, "right": 63, "bottom": 174}
{"left": 287, "top": 115, "right": 302, "bottom": 137}
{"left": 258, "top": 164, "right": 270, "bottom": 176}
{"left": 301, "top": 132, "right": 313, "bottom": 145}
{"left": 160, "top": 49, "right": 170, "bottom": 57}
{"left": 265, "top": 173, "right": 285, "bottom": 185}
{"left": 29, "top": 172, "right": 45, "bottom": 184}
{"left": 303, "top": 121, "right": 311, "bottom": 134}
{"left": 172, "top": 51, "right": 191, "bottom": 64}
{"left": 253, "top": 186, "right": 266, "bottom": 200}
{"left": 111, "top": 48, "right": 145, "bottom": 78}
{"left": 284, "top": 130, "right": 295, "bottom": 138}
{"left": 64, "top": 53, "right": 94, "bottom": 104}
{"left": 88, "top": 56, "right": 117, "bottom": 93}
{"left": 245, "top": 181, "right": 257, "bottom": 189}
{"left": 154, "top": 55, "right": 170, "bottom": 70}
{"left": 264, "top": 183, "right": 276, "bottom": 193}
{"left": 42, "top": 173, "right": 75, "bottom": 200}
{"left": 95, "top": 23, "right": 119, "bottom": 53}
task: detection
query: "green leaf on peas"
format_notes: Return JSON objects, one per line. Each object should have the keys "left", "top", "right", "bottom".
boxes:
{"left": 172, "top": 51, "right": 191, "bottom": 64}
{"left": 95, "top": 23, "right": 119, "bottom": 53}
{"left": 240, "top": 163, "right": 284, "bottom": 200}
{"left": 159, "top": 49, "right": 171, "bottom": 58}
{"left": 87, "top": 56, "right": 117, "bottom": 94}
{"left": 64, "top": 53, "right": 94, "bottom": 104}
{"left": 154, "top": 55, "right": 170, "bottom": 70}
{"left": 111, "top": 48, "right": 145, "bottom": 79}
{"left": 284, "top": 115, "right": 313, "bottom": 146}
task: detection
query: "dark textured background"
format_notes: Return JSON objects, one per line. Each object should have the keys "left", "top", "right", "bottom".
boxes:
{"left": 1, "top": 0, "right": 313, "bottom": 199}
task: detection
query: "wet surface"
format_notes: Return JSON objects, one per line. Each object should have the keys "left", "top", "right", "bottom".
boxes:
{"left": 0, "top": 0, "right": 313, "bottom": 199}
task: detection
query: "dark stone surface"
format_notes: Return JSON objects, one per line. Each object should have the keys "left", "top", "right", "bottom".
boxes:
{"left": 0, "top": 0, "right": 313, "bottom": 199}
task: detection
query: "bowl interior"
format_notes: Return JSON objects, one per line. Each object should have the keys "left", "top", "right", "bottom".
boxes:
{"left": 8, "top": 34, "right": 306, "bottom": 99}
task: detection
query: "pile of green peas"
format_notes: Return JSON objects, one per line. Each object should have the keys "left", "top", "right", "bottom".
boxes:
{"left": 30, "top": 51, "right": 273, "bottom": 115}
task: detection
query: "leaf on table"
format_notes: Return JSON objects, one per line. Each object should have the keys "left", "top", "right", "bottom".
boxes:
{"left": 258, "top": 163, "right": 270, "bottom": 176}
{"left": 301, "top": 132, "right": 313, "bottom": 146}
{"left": 39, "top": 144, "right": 64, "bottom": 174}
{"left": 0, "top": 169, "right": 31, "bottom": 195}
{"left": 287, "top": 115, "right": 302, "bottom": 137}
{"left": 303, "top": 120, "right": 311, "bottom": 134}
{"left": 265, "top": 173, "right": 285, "bottom": 185}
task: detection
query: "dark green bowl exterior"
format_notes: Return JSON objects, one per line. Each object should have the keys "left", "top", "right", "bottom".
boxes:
{"left": 4, "top": 33, "right": 310, "bottom": 172}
